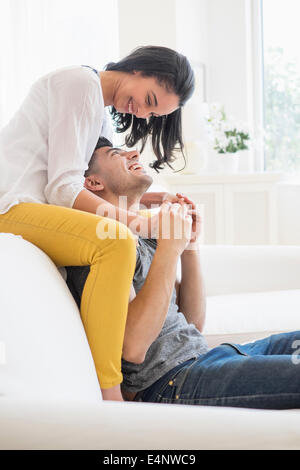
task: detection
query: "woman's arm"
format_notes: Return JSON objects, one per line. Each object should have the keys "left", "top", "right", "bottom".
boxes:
{"left": 73, "top": 188, "right": 137, "bottom": 222}
{"left": 73, "top": 189, "right": 151, "bottom": 237}
{"left": 140, "top": 191, "right": 188, "bottom": 209}
{"left": 140, "top": 192, "right": 167, "bottom": 208}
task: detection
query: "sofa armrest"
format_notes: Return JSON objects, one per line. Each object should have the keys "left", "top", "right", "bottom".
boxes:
{"left": 0, "top": 233, "right": 101, "bottom": 402}
{"left": 200, "top": 245, "right": 300, "bottom": 296}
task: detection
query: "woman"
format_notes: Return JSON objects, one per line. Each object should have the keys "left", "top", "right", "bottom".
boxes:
{"left": 0, "top": 46, "right": 195, "bottom": 401}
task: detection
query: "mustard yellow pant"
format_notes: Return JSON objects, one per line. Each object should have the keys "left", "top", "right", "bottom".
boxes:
{"left": 0, "top": 202, "right": 136, "bottom": 389}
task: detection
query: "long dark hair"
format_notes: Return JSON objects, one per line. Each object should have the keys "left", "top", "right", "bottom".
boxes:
{"left": 105, "top": 46, "right": 195, "bottom": 172}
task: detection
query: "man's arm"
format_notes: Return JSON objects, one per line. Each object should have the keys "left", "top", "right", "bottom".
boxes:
{"left": 122, "top": 202, "right": 192, "bottom": 364}
{"left": 175, "top": 195, "right": 206, "bottom": 332}
{"left": 122, "top": 247, "right": 180, "bottom": 364}
{"left": 176, "top": 246, "right": 206, "bottom": 332}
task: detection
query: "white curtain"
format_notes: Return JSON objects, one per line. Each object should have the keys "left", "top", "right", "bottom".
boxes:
{"left": 0, "top": 0, "right": 119, "bottom": 127}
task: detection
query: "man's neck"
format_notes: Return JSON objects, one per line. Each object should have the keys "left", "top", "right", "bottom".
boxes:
{"left": 95, "top": 190, "right": 142, "bottom": 214}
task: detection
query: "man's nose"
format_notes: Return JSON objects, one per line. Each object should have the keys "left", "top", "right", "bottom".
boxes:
{"left": 125, "top": 150, "right": 140, "bottom": 161}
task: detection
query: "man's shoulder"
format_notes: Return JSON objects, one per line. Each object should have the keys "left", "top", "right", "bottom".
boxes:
{"left": 138, "top": 237, "right": 157, "bottom": 251}
{"left": 136, "top": 238, "right": 157, "bottom": 264}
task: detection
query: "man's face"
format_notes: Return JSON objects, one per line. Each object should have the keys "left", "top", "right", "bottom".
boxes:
{"left": 85, "top": 146, "right": 153, "bottom": 199}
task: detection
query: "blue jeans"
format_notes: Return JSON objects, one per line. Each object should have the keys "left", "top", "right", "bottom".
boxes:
{"left": 134, "top": 332, "right": 300, "bottom": 409}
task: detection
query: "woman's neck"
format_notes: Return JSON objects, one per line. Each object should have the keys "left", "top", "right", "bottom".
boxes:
{"left": 99, "top": 71, "right": 122, "bottom": 107}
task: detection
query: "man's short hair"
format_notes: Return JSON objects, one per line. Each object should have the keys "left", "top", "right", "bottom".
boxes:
{"left": 84, "top": 136, "right": 113, "bottom": 177}
{"left": 95, "top": 136, "right": 113, "bottom": 151}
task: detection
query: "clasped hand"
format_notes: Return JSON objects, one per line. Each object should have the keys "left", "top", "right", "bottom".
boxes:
{"left": 136, "top": 192, "right": 201, "bottom": 250}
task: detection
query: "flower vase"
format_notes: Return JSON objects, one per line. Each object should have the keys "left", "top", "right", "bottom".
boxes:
{"left": 217, "top": 152, "right": 239, "bottom": 174}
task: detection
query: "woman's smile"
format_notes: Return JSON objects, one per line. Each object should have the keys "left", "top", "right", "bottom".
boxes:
{"left": 126, "top": 98, "right": 137, "bottom": 115}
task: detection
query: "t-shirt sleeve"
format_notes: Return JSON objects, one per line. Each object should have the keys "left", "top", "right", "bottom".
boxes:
{"left": 44, "top": 68, "right": 103, "bottom": 207}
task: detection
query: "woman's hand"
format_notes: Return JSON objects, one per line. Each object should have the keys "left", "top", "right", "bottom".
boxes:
{"left": 140, "top": 191, "right": 192, "bottom": 208}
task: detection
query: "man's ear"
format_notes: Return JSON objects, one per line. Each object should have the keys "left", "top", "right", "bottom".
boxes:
{"left": 84, "top": 175, "right": 105, "bottom": 193}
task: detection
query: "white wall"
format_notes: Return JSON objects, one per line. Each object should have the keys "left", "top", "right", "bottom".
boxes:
{"left": 116, "top": 0, "right": 299, "bottom": 246}
{"left": 205, "top": 0, "right": 249, "bottom": 121}
{"left": 118, "top": 0, "right": 255, "bottom": 123}
{"left": 117, "top": 0, "right": 211, "bottom": 183}
{"left": 175, "top": 0, "right": 208, "bottom": 64}
{"left": 0, "top": 0, "right": 119, "bottom": 127}
{"left": 205, "top": 0, "right": 263, "bottom": 173}
{"left": 118, "top": 0, "right": 177, "bottom": 56}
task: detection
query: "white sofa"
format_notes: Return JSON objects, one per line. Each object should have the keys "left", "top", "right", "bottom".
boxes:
{"left": 1, "top": 232, "right": 300, "bottom": 450}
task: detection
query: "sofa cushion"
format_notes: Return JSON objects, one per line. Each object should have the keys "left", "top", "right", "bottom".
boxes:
{"left": 0, "top": 233, "right": 101, "bottom": 402}
{"left": 203, "top": 289, "right": 300, "bottom": 347}
{"left": 1, "top": 399, "right": 300, "bottom": 450}
{"left": 201, "top": 245, "right": 300, "bottom": 296}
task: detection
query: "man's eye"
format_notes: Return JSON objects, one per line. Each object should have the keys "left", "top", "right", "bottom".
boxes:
{"left": 147, "top": 95, "right": 152, "bottom": 106}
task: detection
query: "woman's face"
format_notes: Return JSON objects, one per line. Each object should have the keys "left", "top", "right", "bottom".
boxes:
{"left": 114, "top": 72, "right": 179, "bottom": 119}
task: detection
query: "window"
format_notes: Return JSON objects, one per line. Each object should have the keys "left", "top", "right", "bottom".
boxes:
{"left": 262, "top": 0, "right": 300, "bottom": 172}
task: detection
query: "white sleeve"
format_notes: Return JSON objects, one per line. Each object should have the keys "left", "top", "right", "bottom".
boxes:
{"left": 44, "top": 69, "right": 103, "bottom": 207}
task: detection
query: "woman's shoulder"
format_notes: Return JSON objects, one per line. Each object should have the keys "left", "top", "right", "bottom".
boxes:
{"left": 39, "top": 65, "right": 100, "bottom": 94}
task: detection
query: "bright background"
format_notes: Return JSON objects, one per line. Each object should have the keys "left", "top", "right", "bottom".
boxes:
{"left": 1, "top": 0, "right": 299, "bottom": 175}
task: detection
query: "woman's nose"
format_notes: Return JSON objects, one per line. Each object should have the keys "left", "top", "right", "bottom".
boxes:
{"left": 135, "top": 107, "right": 150, "bottom": 119}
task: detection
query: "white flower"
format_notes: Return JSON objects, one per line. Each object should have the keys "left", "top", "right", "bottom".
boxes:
{"left": 204, "top": 103, "right": 250, "bottom": 154}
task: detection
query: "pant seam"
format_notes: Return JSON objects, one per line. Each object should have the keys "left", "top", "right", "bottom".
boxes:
{"left": 159, "top": 392, "right": 300, "bottom": 404}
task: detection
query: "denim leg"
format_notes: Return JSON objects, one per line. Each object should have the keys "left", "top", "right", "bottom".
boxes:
{"left": 140, "top": 333, "right": 300, "bottom": 410}
{"left": 235, "top": 331, "right": 300, "bottom": 356}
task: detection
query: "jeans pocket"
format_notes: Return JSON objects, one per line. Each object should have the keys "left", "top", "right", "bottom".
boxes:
{"left": 220, "top": 342, "right": 249, "bottom": 356}
{"left": 137, "top": 359, "right": 197, "bottom": 403}
{"left": 155, "top": 369, "right": 185, "bottom": 402}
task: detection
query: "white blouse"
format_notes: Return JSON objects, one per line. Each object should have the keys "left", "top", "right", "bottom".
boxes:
{"left": 0, "top": 66, "right": 113, "bottom": 214}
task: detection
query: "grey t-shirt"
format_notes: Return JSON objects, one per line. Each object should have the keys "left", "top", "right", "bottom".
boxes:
{"left": 66, "top": 238, "right": 209, "bottom": 394}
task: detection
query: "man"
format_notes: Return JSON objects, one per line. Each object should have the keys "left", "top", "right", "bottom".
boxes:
{"left": 66, "top": 137, "right": 300, "bottom": 409}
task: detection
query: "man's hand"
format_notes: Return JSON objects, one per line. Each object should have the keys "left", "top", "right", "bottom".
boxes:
{"left": 134, "top": 192, "right": 201, "bottom": 244}
{"left": 176, "top": 193, "right": 201, "bottom": 249}
{"left": 156, "top": 201, "right": 193, "bottom": 256}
